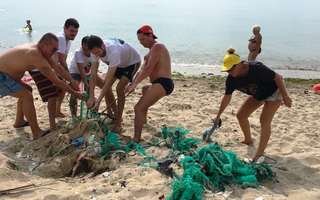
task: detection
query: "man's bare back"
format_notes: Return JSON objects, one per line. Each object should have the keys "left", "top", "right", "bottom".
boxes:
{"left": 0, "top": 43, "right": 52, "bottom": 82}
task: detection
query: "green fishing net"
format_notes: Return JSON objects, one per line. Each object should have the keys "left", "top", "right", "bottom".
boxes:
{"left": 73, "top": 96, "right": 275, "bottom": 199}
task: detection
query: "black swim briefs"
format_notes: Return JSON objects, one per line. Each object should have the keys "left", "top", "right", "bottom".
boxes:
{"left": 152, "top": 77, "right": 174, "bottom": 95}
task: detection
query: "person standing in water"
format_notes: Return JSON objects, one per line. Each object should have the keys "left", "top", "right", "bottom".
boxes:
{"left": 24, "top": 20, "right": 33, "bottom": 31}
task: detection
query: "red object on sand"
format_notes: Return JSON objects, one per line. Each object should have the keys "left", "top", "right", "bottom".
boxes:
{"left": 23, "top": 76, "right": 33, "bottom": 83}
{"left": 313, "top": 84, "right": 320, "bottom": 92}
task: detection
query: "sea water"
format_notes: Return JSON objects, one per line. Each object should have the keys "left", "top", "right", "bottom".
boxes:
{"left": 0, "top": 0, "right": 319, "bottom": 78}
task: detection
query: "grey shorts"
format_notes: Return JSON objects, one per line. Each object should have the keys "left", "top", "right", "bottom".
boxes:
{"left": 71, "top": 73, "right": 89, "bottom": 82}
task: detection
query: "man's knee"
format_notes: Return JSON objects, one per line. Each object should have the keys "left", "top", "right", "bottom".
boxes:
{"left": 116, "top": 84, "right": 125, "bottom": 95}
{"left": 134, "top": 104, "right": 144, "bottom": 114}
{"left": 20, "top": 91, "right": 34, "bottom": 102}
{"left": 142, "top": 85, "right": 151, "bottom": 94}
{"left": 22, "top": 84, "right": 33, "bottom": 92}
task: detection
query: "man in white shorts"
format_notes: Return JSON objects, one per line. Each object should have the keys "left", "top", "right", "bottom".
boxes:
{"left": 69, "top": 36, "right": 112, "bottom": 117}
{"left": 86, "top": 36, "right": 141, "bottom": 133}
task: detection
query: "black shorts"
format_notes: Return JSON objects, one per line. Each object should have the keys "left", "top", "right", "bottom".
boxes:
{"left": 152, "top": 77, "right": 174, "bottom": 96}
{"left": 114, "top": 62, "right": 140, "bottom": 82}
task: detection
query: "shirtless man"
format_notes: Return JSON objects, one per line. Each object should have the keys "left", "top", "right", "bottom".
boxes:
{"left": 124, "top": 25, "right": 174, "bottom": 143}
{"left": 0, "top": 33, "right": 84, "bottom": 140}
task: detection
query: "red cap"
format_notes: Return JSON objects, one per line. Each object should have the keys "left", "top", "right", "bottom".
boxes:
{"left": 139, "top": 25, "right": 157, "bottom": 39}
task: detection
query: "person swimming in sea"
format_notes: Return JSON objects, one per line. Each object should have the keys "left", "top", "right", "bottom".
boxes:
{"left": 24, "top": 20, "right": 33, "bottom": 31}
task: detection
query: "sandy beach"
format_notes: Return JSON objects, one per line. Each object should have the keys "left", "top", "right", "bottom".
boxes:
{"left": 0, "top": 73, "right": 320, "bottom": 200}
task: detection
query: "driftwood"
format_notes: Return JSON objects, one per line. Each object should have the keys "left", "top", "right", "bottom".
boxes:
{"left": 0, "top": 183, "right": 35, "bottom": 195}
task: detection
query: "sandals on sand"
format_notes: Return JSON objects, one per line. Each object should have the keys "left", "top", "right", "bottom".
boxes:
{"left": 13, "top": 121, "right": 30, "bottom": 128}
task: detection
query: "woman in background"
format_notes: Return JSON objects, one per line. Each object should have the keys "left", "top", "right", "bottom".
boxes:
{"left": 248, "top": 25, "right": 262, "bottom": 61}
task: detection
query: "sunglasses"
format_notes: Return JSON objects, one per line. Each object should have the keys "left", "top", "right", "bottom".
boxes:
{"left": 227, "top": 64, "right": 237, "bottom": 72}
{"left": 45, "top": 44, "right": 59, "bottom": 52}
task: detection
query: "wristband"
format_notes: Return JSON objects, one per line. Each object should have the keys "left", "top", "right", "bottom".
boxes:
{"left": 283, "top": 95, "right": 289, "bottom": 99}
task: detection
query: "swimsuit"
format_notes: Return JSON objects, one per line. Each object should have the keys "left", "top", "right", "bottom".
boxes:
{"left": 249, "top": 38, "right": 257, "bottom": 43}
{"left": 152, "top": 77, "right": 174, "bottom": 95}
{"left": 249, "top": 37, "right": 261, "bottom": 53}
{"left": 250, "top": 48, "right": 262, "bottom": 53}
{"left": 28, "top": 71, "right": 60, "bottom": 102}
{"left": 0, "top": 72, "right": 22, "bottom": 97}
{"left": 114, "top": 62, "right": 141, "bottom": 81}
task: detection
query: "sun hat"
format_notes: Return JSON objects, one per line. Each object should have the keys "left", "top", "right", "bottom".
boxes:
{"left": 221, "top": 46, "right": 241, "bottom": 72}
{"left": 139, "top": 25, "right": 157, "bottom": 39}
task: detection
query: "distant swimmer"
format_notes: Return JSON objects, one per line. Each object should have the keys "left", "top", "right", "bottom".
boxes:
{"left": 24, "top": 20, "right": 33, "bottom": 31}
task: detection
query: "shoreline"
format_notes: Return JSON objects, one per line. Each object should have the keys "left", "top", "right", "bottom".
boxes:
{"left": 95, "top": 62, "right": 320, "bottom": 80}
{"left": 171, "top": 65, "right": 320, "bottom": 79}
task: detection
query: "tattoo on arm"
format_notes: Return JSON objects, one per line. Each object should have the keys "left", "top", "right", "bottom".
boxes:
{"left": 39, "top": 66, "right": 52, "bottom": 76}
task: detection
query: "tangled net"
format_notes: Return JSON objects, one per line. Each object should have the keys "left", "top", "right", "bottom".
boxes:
{"left": 18, "top": 94, "right": 276, "bottom": 199}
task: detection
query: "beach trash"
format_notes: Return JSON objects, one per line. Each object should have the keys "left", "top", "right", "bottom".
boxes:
{"left": 313, "top": 84, "right": 320, "bottom": 92}
{"left": 72, "top": 137, "right": 84, "bottom": 147}
{"left": 88, "top": 135, "right": 95, "bottom": 145}
{"left": 202, "top": 119, "right": 222, "bottom": 142}
{"left": 23, "top": 76, "right": 33, "bottom": 83}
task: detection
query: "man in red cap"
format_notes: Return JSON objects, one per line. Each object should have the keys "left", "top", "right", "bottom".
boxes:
{"left": 125, "top": 25, "right": 174, "bottom": 144}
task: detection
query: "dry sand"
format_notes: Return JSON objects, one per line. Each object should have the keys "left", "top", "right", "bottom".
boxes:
{"left": 0, "top": 73, "right": 320, "bottom": 200}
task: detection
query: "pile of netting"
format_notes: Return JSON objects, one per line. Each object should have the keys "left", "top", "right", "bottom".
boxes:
{"left": 158, "top": 126, "right": 276, "bottom": 200}
{"left": 19, "top": 94, "right": 276, "bottom": 199}
{"left": 20, "top": 93, "right": 133, "bottom": 178}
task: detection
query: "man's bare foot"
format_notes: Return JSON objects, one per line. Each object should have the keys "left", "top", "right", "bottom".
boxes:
{"left": 33, "top": 130, "right": 51, "bottom": 140}
{"left": 55, "top": 112, "right": 66, "bottom": 118}
{"left": 238, "top": 139, "right": 253, "bottom": 145}
{"left": 131, "top": 138, "right": 146, "bottom": 144}
{"left": 13, "top": 121, "right": 29, "bottom": 128}
{"left": 111, "top": 126, "right": 124, "bottom": 134}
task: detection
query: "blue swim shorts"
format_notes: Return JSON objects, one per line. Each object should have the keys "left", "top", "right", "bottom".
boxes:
{"left": 0, "top": 72, "right": 22, "bottom": 98}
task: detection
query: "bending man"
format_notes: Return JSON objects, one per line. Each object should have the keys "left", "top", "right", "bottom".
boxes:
{"left": 87, "top": 36, "right": 141, "bottom": 133}
{"left": 0, "top": 33, "right": 84, "bottom": 140}
{"left": 124, "top": 25, "right": 174, "bottom": 143}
